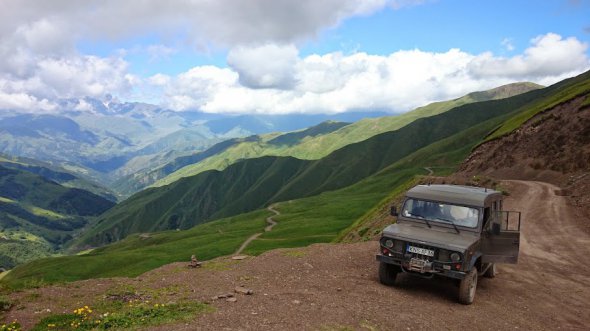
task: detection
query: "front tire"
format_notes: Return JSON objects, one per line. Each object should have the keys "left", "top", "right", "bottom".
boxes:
{"left": 379, "top": 262, "right": 399, "bottom": 286}
{"left": 458, "top": 267, "right": 478, "bottom": 305}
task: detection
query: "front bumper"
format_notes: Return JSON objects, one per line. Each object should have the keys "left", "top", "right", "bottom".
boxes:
{"left": 376, "top": 254, "right": 466, "bottom": 280}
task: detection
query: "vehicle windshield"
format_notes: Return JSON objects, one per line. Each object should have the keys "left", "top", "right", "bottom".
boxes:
{"left": 401, "top": 198, "right": 480, "bottom": 228}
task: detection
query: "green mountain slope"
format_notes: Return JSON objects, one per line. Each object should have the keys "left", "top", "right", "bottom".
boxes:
{"left": 0, "top": 165, "right": 116, "bottom": 269}
{"left": 152, "top": 82, "right": 541, "bottom": 188}
{"left": 3, "top": 72, "right": 586, "bottom": 288}
{"left": 75, "top": 82, "right": 550, "bottom": 249}
{"left": 0, "top": 154, "right": 116, "bottom": 201}
{"left": 111, "top": 135, "right": 261, "bottom": 197}
{"left": 115, "top": 121, "right": 348, "bottom": 197}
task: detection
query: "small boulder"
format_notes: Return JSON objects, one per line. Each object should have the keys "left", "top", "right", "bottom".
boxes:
{"left": 234, "top": 286, "right": 254, "bottom": 295}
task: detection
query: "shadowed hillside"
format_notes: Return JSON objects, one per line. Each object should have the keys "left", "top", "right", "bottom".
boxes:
{"left": 150, "top": 82, "right": 542, "bottom": 189}
{"left": 0, "top": 165, "right": 116, "bottom": 268}
{"left": 74, "top": 81, "right": 555, "bottom": 248}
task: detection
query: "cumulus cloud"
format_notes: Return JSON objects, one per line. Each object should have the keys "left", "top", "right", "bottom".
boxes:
{"left": 156, "top": 33, "right": 590, "bottom": 114}
{"left": 1, "top": 2, "right": 589, "bottom": 115}
{"left": 469, "top": 33, "right": 589, "bottom": 82}
{"left": 227, "top": 44, "right": 299, "bottom": 89}
{"left": 0, "top": 90, "right": 56, "bottom": 112}
{"left": 0, "top": 55, "right": 136, "bottom": 112}
{"left": 0, "top": 0, "right": 391, "bottom": 51}
{"left": 0, "top": 0, "right": 395, "bottom": 112}
{"left": 164, "top": 66, "right": 239, "bottom": 111}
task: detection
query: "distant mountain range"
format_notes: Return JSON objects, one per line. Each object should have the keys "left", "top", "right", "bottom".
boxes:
{"left": 0, "top": 97, "right": 387, "bottom": 197}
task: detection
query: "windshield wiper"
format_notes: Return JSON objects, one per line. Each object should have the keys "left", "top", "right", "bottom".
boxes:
{"left": 436, "top": 217, "right": 460, "bottom": 234}
{"left": 411, "top": 213, "right": 431, "bottom": 228}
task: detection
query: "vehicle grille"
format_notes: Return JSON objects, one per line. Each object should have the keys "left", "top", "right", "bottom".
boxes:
{"left": 405, "top": 242, "right": 438, "bottom": 262}
{"left": 437, "top": 249, "right": 450, "bottom": 262}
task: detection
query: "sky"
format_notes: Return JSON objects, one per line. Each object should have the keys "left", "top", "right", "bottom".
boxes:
{"left": 0, "top": 0, "right": 589, "bottom": 115}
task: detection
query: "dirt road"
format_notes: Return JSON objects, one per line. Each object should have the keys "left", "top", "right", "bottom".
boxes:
{"left": 8, "top": 181, "right": 590, "bottom": 330}
{"left": 233, "top": 205, "right": 279, "bottom": 256}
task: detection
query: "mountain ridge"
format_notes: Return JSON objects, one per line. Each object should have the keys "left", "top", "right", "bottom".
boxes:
{"left": 149, "top": 82, "right": 542, "bottom": 190}
{"left": 74, "top": 81, "right": 551, "bottom": 248}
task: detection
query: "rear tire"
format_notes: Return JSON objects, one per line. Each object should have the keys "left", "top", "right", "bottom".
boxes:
{"left": 458, "top": 267, "right": 478, "bottom": 305}
{"left": 484, "top": 263, "right": 497, "bottom": 278}
{"left": 379, "top": 262, "right": 399, "bottom": 286}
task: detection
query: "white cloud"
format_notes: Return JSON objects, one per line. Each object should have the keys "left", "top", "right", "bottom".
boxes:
{"left": 0, "top": 0, "right": 396, "bottom": 112}
{"left": 0, "top": 0, "right": 392, "bottom": 52}
{"left": 0, "top": 90, "right": 56, "bottom": 112}
{"left": 469, "top": 33, "right": 589, "bottom": 83}
{"left": 156, "top": 33, "right": 590, "bottom": 114}
{"left": 146, "top": 45, "right": 177, "bottom": 62}
{"left": 501, "top": 38, "right": 515, "bottom": 52}
{"left": 1, "top": 0, "right": 589, "bottom": 118}
{"left": 164, "top": 66, "right": 239, "bottom": 110}
{"left": 0, "top": 54, "right": 136, "bottom": 112}
{"left": 227, "top": 44, "right": 299, "bottom": 89}
{"left": 148, "top": 74, "right": 171, "bottom": 86}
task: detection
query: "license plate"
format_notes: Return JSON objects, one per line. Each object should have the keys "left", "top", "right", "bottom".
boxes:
{"left": 407, "top": 246, "right": 434, "bottom": 257}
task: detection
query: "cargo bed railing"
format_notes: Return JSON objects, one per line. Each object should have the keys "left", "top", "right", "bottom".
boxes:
{"left": 495, "top": 210, "right": 521, "bottom": 232}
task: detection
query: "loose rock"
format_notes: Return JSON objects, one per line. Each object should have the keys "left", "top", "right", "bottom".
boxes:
{"left": 234, "top": 286, "right": 254, "bottom": 295}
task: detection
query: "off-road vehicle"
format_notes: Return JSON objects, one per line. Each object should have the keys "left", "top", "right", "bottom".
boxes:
{"left": 376, "top": 184, "right": 521, "bottom": 304}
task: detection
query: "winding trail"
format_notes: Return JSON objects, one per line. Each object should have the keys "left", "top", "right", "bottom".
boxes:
{"left": 233, "top": 205, "right": 279, "bottom": 256}
{"left": 423, "top": 167, "right": 434, "bottom": 175}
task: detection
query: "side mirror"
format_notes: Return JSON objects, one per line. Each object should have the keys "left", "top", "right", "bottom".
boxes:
{"left": 390, "top": 206, "right": 398, "bottom": 217}
{"left": 491, "top": 222, "right": 501, "bottom": 235}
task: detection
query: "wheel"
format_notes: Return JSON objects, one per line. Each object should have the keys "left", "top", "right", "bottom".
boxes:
{"left": 378, "top": 262, "right": 399, "bottom": 286}
{"left": 484, "top": 263, "right": 497, "bottom": 278}
{"left": 458, "top": 267, "right": 478, "bottom": 305}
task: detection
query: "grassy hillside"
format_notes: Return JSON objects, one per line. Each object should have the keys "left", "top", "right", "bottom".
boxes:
{"left": 2, "top": 74, "right": 585, "bottom": 289}
{"left": 1, "top": 209, "right": 271, "bottom": 287}
{"left": 115, "top": 121, "right": 347, "bottom": 196}
{"left": 74, "top": 82, "right": 552, "bottom": 249}
{"left": 0, "top": 154, "right": 116, "bottom": 201}
{"left": 0, "top": 165, "right": 116, "bottom": 269}
{"left": 152, "top": 82, "right": 541, "bottom": 188}
{"left": 486, "top": 71, "right": 590, "bottom": 141}
{"left": 0, "top": 92, "right": 524, "bottom": 288}
{"left": 111, "top": 136, "right": 259, "bottom": 197}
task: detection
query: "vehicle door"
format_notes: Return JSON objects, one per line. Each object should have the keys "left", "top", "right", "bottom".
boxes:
{"left": 481, "top": 199, "right": 521, "bottom": 264}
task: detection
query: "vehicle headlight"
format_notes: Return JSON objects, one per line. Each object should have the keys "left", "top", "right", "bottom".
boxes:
{"left": 450, "top": 252, "right": 462, "bottom": 262}
{"left": 384, "top": 239, "right": 394, "bottom": 248}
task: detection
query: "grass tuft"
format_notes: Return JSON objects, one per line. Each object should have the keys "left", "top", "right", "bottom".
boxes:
{"left": 31, "top": 300, "right": 212, "bottom": 331}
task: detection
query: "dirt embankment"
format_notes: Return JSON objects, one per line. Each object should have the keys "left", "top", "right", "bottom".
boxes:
{"left": 459, "top": 95, "right": 590, "bottom": 232}
{"left": 6, "top": 181, "right": 590, "bottom": 330}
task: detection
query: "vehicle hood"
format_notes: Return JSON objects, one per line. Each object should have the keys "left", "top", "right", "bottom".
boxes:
{"left": 382, "top": 223, "right": 478, "bottom": 252}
